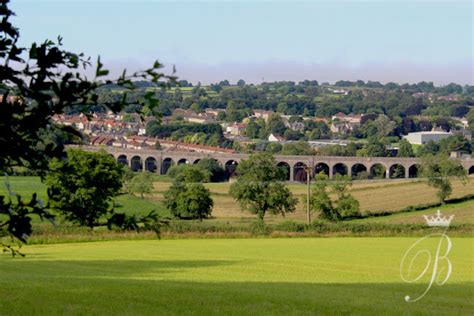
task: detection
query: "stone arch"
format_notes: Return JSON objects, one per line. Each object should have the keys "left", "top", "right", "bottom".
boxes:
{"left": 225, "top": 160, "right": 238, "bottom": 178}
{"left": 145, "top": 157, "right": 157, "bottom": 172}
{"left": 351, "top": 163, "right": 368, "bottom": 179}
{"left": 469, "top": 166, "right": 474, "bottom": 175}
{"left": 130, "top": 156, "right": 142, "bottom": 172}
{"left": 293, "top": 162, "right": 307, "bottom": 182}
{"left": 389, "top": 164, "right": 405, "bottom": 179}
{"left": 369, "top": 164, "right": 386, "bottom": 179}
{"left": 177, "top": 158, "right": 189, "bottom": 165}
{"left": 193, "top": 159, "right": 201, "bottom": 165}
{"left": 314, "top": 163, "right": 330, "bottom": 177}
{"left": 408, "top": 164, "right": 421, "bottom": 178}
{"left": 277, "top": 161, "right": 291, "bottom": 181}
{"left": 117, "top": 155, "right": 128, "bottom": 166}
{"left": 161, "top": 158, "right": 174, "bottom": 174}
{"left": 332, "top": 163, "right": 348, "bottom": 176}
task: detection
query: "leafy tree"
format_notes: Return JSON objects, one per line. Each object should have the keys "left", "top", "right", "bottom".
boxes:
{"left": 331, "top": 175, "right": 360, "bottom": 218}
{"left": 281, "top": 141, "right": 315, "bottom": 155}
{"left": 421, "top": 155, "right": 467, "bottom": 203}
{"left": 122, "top": 166, "right": 135, "bottom": 194}
{"left": 310, "top": 173, "right": 339, "bottom": 221}
{"left": 0, "top": 1, "right": 175, "bottom": 251}
{"left": 167, "top": 164, "right": 210, "bottom": 183}
{"left": 45, "top": 149, "right": 124, "bottom": 228}
{"left": 230, "top": 153, "right": 297, "bottom": 220}
{"left": 164, "top": 182, "right": 213, "bottom": 221}
{"left": 195, "top": 158, "right": 226, "bottom": 182}
{"left": 366, "top": 138, "right": 387, "bottom": 157}
{"left": 398, "top": 139, "right": 415, "bottom": 157}
{"left": 438, "top": 135, "right": 472, "bottom": 154}
{"left": 131, "top": 172, "right": 154, "bottom": 199}
{"left": 266, "top": 113, "right": 287, "bottom": 135}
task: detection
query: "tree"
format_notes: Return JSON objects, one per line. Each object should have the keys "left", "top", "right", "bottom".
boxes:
{"left": 0, "top": 1, "right": 175, "bottom": 251}
{"left": 195, "top": 158, "right": 226, "bottom": 182}
{"left": 331, "top": 175, "right": 360, "bottom": 218}
{"left": 167, "top": 164, "right": 210, "bottom": 183}
{"left": 45, "top": 149, "right": 124, "bottom": 228}
{"left": 398, "top": 139, "right": 414, "bottom": 157}
{"left": 310, "top": 173, "right": 339, "bottom": 221}
{"left": 122, "top": 166, "right": 135, "bottom": 194}
{"left": 421, "top": 155, "right": 467, "bottom": 203}
{"left": 366, "top": 138, "right": 387, "bottom": 157}
{"left": 230, "top": 153, "right": 297, "bottom": 220}
{"left": 310, "top": 174, "right": 360, "bottom": 221}
{"left": 163, "top": 169, "right": 213, "bottom": 221}
{"left": 164, "top": 182, "right": 213, "bottom": 221}
{"left": 131, "top": 172, "right": 154, "bottom": 199}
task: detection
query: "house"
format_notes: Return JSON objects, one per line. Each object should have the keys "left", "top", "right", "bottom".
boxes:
{"left": 89, "top": 135, "right": 115, "bottom": 146}
{"left": 330, "top": 122, "right": 352, "bottom": 134}
{"left": 268, "top": 133, "right": 285, "bottom": 142}
{"left": 226, "top": 123, "right": 247, "bottom": 136}
{"left": 403, "top": 131, "right": 452, "bottom": 145}
{"left": 253, "top": 109, "right": 273, "bottom": 122}
{"left": 331, "top": 112, "right": 363, "bottom": 124}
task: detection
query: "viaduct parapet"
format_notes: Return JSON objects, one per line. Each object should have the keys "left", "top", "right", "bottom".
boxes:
{"left": 78, "top": 146, "right": 474, "bottom": 182}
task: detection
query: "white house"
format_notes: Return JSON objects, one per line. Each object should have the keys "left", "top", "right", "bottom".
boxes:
{"left": 403, "top": 131, "right": 452, "bottom": 145}
{"left": 268, "top": 133, "right": 285, "bottom": 142}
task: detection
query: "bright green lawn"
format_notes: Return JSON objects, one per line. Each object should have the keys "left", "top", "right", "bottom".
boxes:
{"left": 0, "top": 176, "right": 168, "bottom": 219}
{"left": 1, "top": 238, "right": 473, "bottom": 315}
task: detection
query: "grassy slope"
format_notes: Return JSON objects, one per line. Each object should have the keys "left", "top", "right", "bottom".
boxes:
{"left": 0, "top": 238, "right": 472, "bottom": 315}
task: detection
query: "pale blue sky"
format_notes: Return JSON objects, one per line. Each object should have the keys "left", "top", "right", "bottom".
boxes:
{"left": 11, "top": 0, "right": 474, "bottom": 84}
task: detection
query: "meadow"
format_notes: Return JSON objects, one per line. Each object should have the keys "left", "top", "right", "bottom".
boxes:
{"left": 0, "top": 238, "right": 472, "bottom": 315}
{"left": 2, "top": 175, "right": 472, "bottom": 224}
{"left": 1, "top": 175, "right": 472, "bottom": 243}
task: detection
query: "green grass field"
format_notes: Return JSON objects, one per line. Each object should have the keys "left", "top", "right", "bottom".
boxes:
{"left": 1, "top": 176, "right": 472, "bottom": 228}
{"left": 1, "top": 238, "right": 472, "bottom": 315}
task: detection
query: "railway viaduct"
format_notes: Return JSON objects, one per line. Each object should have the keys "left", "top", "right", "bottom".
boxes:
{"left": 79, "top": 146, "right": 474, "bottom": 182}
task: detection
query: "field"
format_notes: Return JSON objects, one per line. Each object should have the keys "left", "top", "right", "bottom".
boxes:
{"left": 1, "top": 176, "right": 473, "bottom": 224}
{"left": 0, "top": 238, "right": 472, "bottom": 315}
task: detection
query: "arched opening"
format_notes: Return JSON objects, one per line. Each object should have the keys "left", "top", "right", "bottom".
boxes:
{"left": 369, "top": 164, "right": 386, "bottom": 179}
{"left": 177, "top": 158, "right": 189, "bottom": 165}
{"left": 277, "top": 162, "right": 291, "bottom": 181}
{"left": 145, "top": 157, "right": 157, "bottom": 172}
{"left": 225, "top": 160, "right": 238, "bottom": 178}
{"left": 469, "top": 166, "right": 474, "bottom": 175}
{"left": 161, "top": 158, "right": 174, "bottom": 174}
{"left": 351, "top": 163, "right": 368, "bottom": 180}
{"left": 193, "top": 159, "right": 201, "bottom": 165}
{"left": 389, "top": 164, "right": 405, "bottom": 179}
{"left": 117, "top": 155, "right": 128, "bottom": 166}
{"left": 332, "top": 163, "right": 348, "bottom": 176}
{"left": 293, "top": 162, "right": 307, "bottom": 182}
{"left": 314, "top": 163, "right": 330, "bottom": 177}
{"left": 130, "top": 156, "right": 142, "bottom": 172}
{"left": 408, "top": 164, "right": 421, "bottom": 178}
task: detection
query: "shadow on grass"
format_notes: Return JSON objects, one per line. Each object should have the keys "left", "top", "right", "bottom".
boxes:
{"left": 2, "top": 259, "right": 238, "bottom": 277}
{"left": 0, "top": 278, "right": 472, "bottom": 315}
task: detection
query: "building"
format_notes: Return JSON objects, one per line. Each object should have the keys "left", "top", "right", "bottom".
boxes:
{"left": 268, "top": 133, "right": 285, "bottom": 142}
{"left": 403, "top": 131, "right": 451, "bottom": 145}
{"left": 226, "top": 123, "right": 247, "bottom": 136}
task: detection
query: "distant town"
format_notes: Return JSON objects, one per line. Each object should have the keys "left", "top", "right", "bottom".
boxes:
{"left": 53, "top": 79, "right": 473, "bottom": 160}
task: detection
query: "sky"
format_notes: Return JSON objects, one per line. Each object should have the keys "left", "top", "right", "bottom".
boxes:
{"left": 11, "top": 0, "right": 474, "bottom": 85}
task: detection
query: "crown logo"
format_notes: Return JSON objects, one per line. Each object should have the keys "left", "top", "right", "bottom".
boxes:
{"left": 423, "top": 210, "right": 454, "bottom": 227}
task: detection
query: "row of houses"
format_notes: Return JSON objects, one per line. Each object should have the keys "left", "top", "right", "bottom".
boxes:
{"left": 53, "top": 113, "right": 148, "bottom": 137}
{"left": 89, "top": 135, "right": 235, "bottom": 153}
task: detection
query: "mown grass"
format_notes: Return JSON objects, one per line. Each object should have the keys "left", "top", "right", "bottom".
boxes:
{"left": 0, "top": 238, "right": 472, "bottom": 315}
